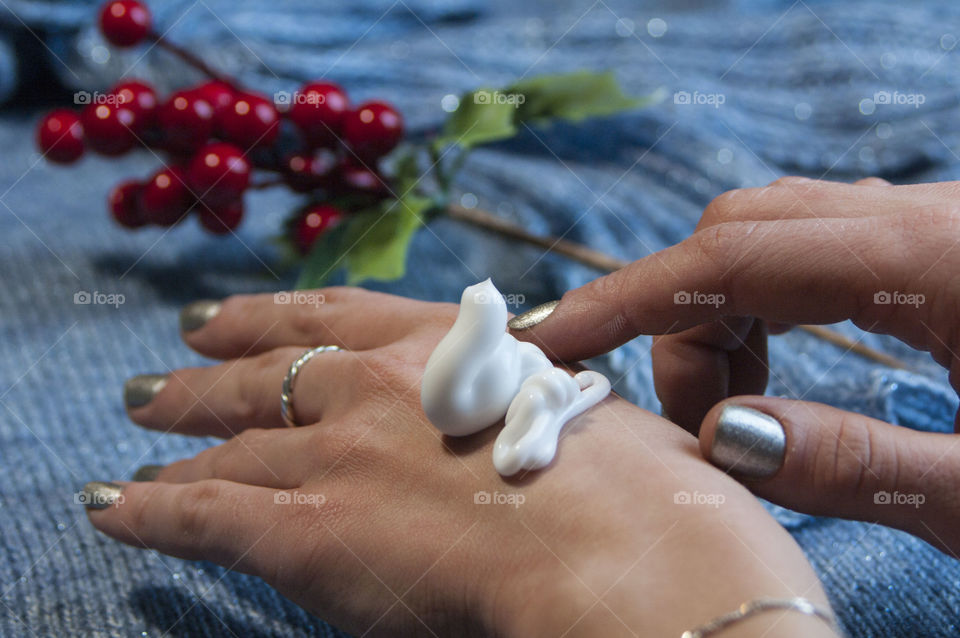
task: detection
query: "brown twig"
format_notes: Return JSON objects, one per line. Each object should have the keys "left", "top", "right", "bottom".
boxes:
{"left": 447, "top": 203, "right": 911, "bottom": 370}
{"left": 148, "top": 32, "right": 239, "bottom": 89}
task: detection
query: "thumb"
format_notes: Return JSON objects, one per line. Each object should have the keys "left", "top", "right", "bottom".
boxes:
{"left": 699, "top": 396, "right": 960, "bottom": 556}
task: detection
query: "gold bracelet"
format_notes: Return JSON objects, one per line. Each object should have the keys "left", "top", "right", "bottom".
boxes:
{"left": 681, "top": 597, "right": 840, "bottom": 638}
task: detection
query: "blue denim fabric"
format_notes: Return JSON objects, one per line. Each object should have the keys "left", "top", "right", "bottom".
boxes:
{"left": 1, "top": 0, "right": 959, "bottom": 635}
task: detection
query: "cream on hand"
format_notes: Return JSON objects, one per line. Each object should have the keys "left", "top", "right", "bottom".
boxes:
{"left": 421, "top": 279, "right": 611, "bottom": 476}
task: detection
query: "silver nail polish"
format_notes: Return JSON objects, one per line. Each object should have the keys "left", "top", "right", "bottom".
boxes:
{"left": 79, "top": 482, "right": 124, "bottom": 510}
{"left": 180, "top": 300, "right": 221, "bottom": 332}
{"left": 710, "top": 405, "right": 786, "bottom": 478}
{"left": 508, "top": 300, "right": 560, "bottom": 331}
{"left": 123, "top": 374, "right": 168, "bottom": 409}
{"left": 132, "top": 465, "right": 164, "bottom": 482}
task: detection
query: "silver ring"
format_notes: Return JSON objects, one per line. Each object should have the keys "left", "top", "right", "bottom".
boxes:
{"left": 281, "top": 345, "right": 341, "bottom": 427}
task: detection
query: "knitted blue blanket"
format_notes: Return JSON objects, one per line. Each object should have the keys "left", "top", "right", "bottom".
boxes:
{"left": 1, "top": 0, "right": 958, "bottom": 635}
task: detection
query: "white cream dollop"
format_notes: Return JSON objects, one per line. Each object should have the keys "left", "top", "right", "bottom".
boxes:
{"left": 421, "top": 279, "right": 611, "bottom": 476}
{"left": 494, "top": 368, "right": 611, "bottom": 476}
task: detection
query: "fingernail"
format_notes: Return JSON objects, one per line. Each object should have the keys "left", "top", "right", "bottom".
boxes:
{"left": 710, "top": 405, "right": 786, "bottom": 478}
{"left": 79, "top": 481, "right": 124, "bottom": 509}
{"left": 180, "top": 300, "right": 221, "bottom": 332}
{"left": 508, "top": 300, "right": 559, "bottom": 331}
{"left": 123, "top": 374, "right": 168, "bottom": 409}
{"left": 132, "top": 464, "right": 164, "bottom": 482}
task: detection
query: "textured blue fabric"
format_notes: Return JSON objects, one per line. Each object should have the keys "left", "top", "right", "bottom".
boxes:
{"left": 1, "top": 0, "right": 959, "bottom": 636}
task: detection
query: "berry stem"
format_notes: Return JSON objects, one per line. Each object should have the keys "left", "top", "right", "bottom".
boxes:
{"left": 446, "top": 203, "right": 627, "bottom": 272}
{"left": 444, "top": 203, "right": 910, "bottom": 370}
{"left": 147, "top": 31, "right": 240, "bottom": 90}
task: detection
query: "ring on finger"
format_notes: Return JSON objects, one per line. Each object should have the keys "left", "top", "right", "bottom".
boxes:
{"left": 281, "top": 345, "right": 341, "bottom": 427}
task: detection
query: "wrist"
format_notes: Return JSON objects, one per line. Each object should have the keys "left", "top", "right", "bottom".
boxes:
{"left": 489, "top": 504, "right": 837, "bottom": 638}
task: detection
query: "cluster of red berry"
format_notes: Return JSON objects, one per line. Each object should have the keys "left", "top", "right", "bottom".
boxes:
{"left": 35, "top": 0, "right": 404, "bottom": 254}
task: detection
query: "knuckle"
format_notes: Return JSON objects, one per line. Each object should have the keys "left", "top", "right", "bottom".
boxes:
{"left": 693, "top": 221, "right": 750, "bottom": 272}
{"left": 175, "top": 481, "right": 223, "bottom": 539}
{"left": 206, "top": 448, "right": 236, "bottom": 482}
{"left": 205, "top": 429, "right": 271, "bottom": 478}
{"left": 311, "top": 422, "right": 368, "bottom": 462}
{"left": 126, "top": 484, "right": 159, "bottom": 538}
{"left": 235, "top": 426, "right": 274, "bottom": 449}
{"left": 854, "top": 177, "right": 890, "bottom": 187}
{"left": 287, "top": 302, "right": 325, "bottom": 342}
{"left": 234, "top": 350, "right": 293, "bottom": 422}
{"left": 309, "top": 421, "right": 388, "bottom": 481}
{"left": 809, "top": 414, "right": 891, "bottom": 500}
{"left": 701, "top": 190, "right": 745, "bottom": 226}
{"left": 769, "top": 176, "right": 813, "bottom": 188}
{"left": 354, "top": 348, "right": 418, "bottom": 399}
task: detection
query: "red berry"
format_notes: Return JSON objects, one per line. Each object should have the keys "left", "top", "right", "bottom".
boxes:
{"left": 157, "top": 90, "right": 214, "bottom": 153}
{"left": 187, "top": 142, "right": 250, "bottom": 206}
{"left": 342, "top": 101, "right": 403, "bottom": 160}
{"left": 287, "top": 82, "right": 349, "bottom": 148}
{"left": 294, "top": 204, "right": 343, "bottom": 254}
{"left": 194, "top": 81, "right": 234, "bottom": 119}
{"left": 81, "top": 103, "right": 137, "bottom": 155}
{"left": 110, "top": 80, "right": 157, "bottom": 132}
{"left": 337, "top": 162, "right": 388, "bottom": 196}
{"left": 139, "top": 166, "right": 192, "bottom": 225}
{"left": 282, "top": 149, "right": 337, "bottom": 193}
{"left": 108, "top": 180, "right": 145, "bottom": 228}
{"left": 219, "top": 92, "right": 279, "bottom": 148}
{"left": 99, "top": 1, "right": 151, "bottom": 47}
{"left": 198, "top": 200, "right": 243, "bottom": 235}
{"left": 36, "top": 110, "right": 85, "bottom": 164}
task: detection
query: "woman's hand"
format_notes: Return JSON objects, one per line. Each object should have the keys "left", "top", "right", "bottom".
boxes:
{"left": 86, "top": 288, "right": 833, "bottom": 637}
{"left": 511, "top": 177, "right": 960, "bottom": 557}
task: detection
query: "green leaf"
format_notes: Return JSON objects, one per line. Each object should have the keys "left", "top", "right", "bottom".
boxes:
{"left": 344, "top": 194, "right": 431, "bottom": 285}
{"left": 434, "top": 71, "right": 655, "bottom": 152}
{"left": 390, "top": 147, "right": 423, "bottom": 193}
{"left": 434, "top": 90, "right": 518, "bottom": 150}
{"left": 295, "top": 221, "right": 353, "bottom": 290}
{"left": 509, "top": 70, "right": 647, "bottom": 124}
{"left": 296, "top": 193, "right": 433, "bottom": 289}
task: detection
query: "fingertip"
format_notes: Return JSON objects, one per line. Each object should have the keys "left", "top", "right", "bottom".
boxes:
{"left": 697, "top": 401, "right": 725, "bottom": 458}
{"left": 698, "top": 397, "right": 786, "bottom": 480}
{"left": 179, "top": 298, "right": 232, "bottom": 358}
{"left": 180, "top": 299, "right": 222, "bottom": 334}
{"left": 82, "top": 480, "right": 136, "bottom": 531}
{"left": 507, "top": 299, "right": 559, "bottom": 332}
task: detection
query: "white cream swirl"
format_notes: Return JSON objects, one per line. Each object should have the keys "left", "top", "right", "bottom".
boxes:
{"left": 421, "top": 279, "right": 611, "bottom": 476}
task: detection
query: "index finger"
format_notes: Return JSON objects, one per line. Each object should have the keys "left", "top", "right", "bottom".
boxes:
{"left": 514, "top": 215, "right": 908, "bottom": 361}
